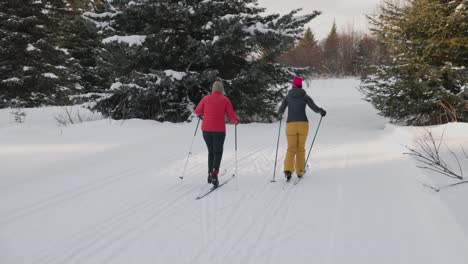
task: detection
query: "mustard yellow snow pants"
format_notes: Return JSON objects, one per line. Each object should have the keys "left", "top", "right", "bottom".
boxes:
{"left": 284, "top": 122, "right": 309, "bottom": 176}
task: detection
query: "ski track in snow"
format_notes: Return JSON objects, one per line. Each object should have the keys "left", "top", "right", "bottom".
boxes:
{"left": 1, "top": 79, "right": 468, "bottom": 264}
{"left": 325, "top": 151, "right": 346, "bottom": 264}
{"left": 0, "top": 168, "right": 140, "bottom": 226}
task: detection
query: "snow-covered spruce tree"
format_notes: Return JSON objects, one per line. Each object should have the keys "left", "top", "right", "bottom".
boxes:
{"left": 361, "top": 0, "right": 468, "bottom": 125}
{"left": 0, "top": 0, "right": 80, "bottom": 108}
{"left": 93, "top": 0, "right": 320, "bottom": 122}
{"left": 69, "top": 0, "right": 107, "bottom": 11}
{"left": 58, "top": 0, "right": 113, "bottom": 102}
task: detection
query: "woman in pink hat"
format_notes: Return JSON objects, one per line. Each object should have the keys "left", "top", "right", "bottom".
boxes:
{"left": 278, "top": 76, "right": 326, "bottom": 180}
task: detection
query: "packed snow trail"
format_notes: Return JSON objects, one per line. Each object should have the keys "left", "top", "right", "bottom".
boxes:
{"left": 1, "top": 79, "right": 468, "bottom": 264}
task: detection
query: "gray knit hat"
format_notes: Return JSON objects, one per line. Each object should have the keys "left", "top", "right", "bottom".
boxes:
{"left": 212, "top": 81, "right": 224, "bottom": 93}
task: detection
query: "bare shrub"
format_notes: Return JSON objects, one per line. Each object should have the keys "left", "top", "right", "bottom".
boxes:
{"left": 405, "top": 128, "right": 468, "bottom": 192}
{"left": 10, "top": 108, "right": 26, "bottom": 123}
{"left": 54, "top": 106, "right": 102, "bottom": 126}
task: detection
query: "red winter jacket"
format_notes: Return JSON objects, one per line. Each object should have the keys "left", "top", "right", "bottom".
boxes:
{"left": 194, "top": 91, "right": 238, "bottom": 132}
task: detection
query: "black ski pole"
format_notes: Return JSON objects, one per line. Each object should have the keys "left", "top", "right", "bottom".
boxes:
{"left": 180, "top": 117, "right": 201, "bottom": 180}
{"left": 303, "top": 116, "right": 323, "bottom": 174}
{"left": 271, "top": 119, "right": 282, "bottom": 182}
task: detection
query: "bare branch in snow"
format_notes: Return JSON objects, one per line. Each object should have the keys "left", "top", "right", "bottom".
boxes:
{"left": 10, "top": 108, "right": 26, "bottom": 123}
{"left": 54, "top": 107, "right": 101, "bottom": 127}
{"left": 446, "top": 143, "right": 463, "bottom": 178}
{"left": 462, "top": 146, "right": 468, "bottom": 160}
{"left": 405, "top": 128, "right": 467, "bottom": 192}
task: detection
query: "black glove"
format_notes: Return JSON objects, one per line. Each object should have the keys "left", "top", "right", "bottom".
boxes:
{"left": 197, "top": 115, "right": 203, "bottom": 120}
{"left": 320, "top": 109, "right": 326, "bottom": 117}
{"left": 277, "top": 112, "right": 283, "bottom": 119}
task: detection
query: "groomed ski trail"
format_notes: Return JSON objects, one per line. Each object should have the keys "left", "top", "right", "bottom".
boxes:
{"left": 1, "top": 79, "right": 468, "bottom": 264}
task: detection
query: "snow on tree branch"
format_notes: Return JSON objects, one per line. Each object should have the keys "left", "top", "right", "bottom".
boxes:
{"left": 102, "top": 35, "right": 147, "bottom": 46}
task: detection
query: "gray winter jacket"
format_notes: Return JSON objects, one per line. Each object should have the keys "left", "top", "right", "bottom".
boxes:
{"left": 278, "top": 88, "right": 322, "bottom": 123}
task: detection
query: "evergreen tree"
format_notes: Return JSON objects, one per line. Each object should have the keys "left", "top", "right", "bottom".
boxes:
{"left": 355, "top": 35, "right": 378, "bottom": 75}
{"left": 0, "top": 0, "right": 78, "bottom": 107}
{"left": 93, "top": 0, "right": 320, "bottom": 122}
{"left": 60, "top": 0, "right": 112, "bottom": 102}
{"left": 69, "top": 0, "right": 107, "bottom": 10}
{"left": 361, "top": 0, "right": 467, "bottom": 125}
{"left": 322, "top": 21, "right": 341, "bottom": 75}
{"left": 299, "top": 28, "right": 322, "bottom": 70}
{"left": 278, "top": 27, "right": 322, "bottom": 71}
{"left": 300, "top": 28, "right": 315, "bottom": 46}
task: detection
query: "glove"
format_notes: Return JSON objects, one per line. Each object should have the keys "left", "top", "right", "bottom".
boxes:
{"left": 277, "top": 112, "right": 283, "bottom": 119}
{"left": 197, "top": 115, "right": 204, "bottom": 120}
{"left": 234, "top": 120, "right": 239, "bottom": 125}
{"left": 320, "top": 109, "right": 326, "bottom": 117}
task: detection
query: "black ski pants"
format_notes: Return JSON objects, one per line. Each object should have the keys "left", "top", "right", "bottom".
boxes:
{"left": 202, "top": 131, "right": 226, "bottom": 173}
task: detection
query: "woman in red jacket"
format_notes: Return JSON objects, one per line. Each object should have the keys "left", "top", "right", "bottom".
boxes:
{"left": 195, "top": 81, "right": 239, "bottom": 186}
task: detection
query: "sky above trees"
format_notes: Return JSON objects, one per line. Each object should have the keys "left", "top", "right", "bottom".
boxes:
{"left": 258, "top": 0, "right": 381, "bottom": 39}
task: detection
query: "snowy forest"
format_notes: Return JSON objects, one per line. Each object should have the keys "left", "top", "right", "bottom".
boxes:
{"left": 1, "top": 0, "right": 466, "bottom": 125}
{"left": 1, "top": 0, "right": 320, "bottom": 123}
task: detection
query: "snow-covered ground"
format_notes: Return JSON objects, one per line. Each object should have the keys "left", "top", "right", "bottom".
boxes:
{"left": 1, "top": 79, "right": 468, "bottom": 264}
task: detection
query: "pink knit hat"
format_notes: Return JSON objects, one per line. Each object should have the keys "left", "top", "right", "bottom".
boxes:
{"left": 292, "top": 76, "right": 302, "bottom": 88}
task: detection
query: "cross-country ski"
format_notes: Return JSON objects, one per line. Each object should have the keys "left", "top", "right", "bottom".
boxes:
{"left": 196, "top": 175, "right": 235, "bottom": 200}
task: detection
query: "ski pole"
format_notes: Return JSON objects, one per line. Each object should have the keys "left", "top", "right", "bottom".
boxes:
{"left": 180, "top": 117, "right": 201, "bottom": 180}
{"left": 271, "top": 119, "right": 282, "bottom": 182}
{"left": 303, "top": 116, "right": 323, "bottom": 173}
{"left": 234, "top": 124, "right": 238, "bottom": 178}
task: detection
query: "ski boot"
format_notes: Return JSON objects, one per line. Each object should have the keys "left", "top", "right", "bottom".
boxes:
{"left": 297, "top": 169, "right": 305, "bottom": 178}
{"left": 207, "top": 172, "right": 213, "bottom": 184}
{"left": 284, "top": 171, "right": 292, "bottom": 181}
{"left": 212, "top": 170, "right": 219, "bottom": 187}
